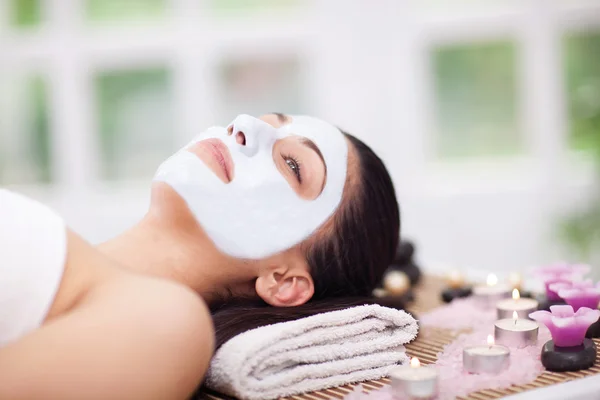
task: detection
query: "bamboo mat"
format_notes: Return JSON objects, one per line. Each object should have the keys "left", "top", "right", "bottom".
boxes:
{"left": 200, "top": 276, "right": 600, "bottom": 400}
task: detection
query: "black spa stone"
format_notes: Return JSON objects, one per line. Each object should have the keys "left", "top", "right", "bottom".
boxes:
{"left": 586, "top": 319, "right": 600, "bottom": 339}
{"left": 375, "top": 291, "right": 414, "bottom": 310}
{"left": 394, "top": 241, "right": 415, "bottom": 264}
{"left": 519, "top": 290, "right": 534, "bottom": 299}
{"left": 541, "top": 339, "right": 597, "bottom": 372}
{"left": 441, "top": 287, "right": 472, "bottom": 303}
{"left": 536, "top": 296, "right": 567, "bottom": 311}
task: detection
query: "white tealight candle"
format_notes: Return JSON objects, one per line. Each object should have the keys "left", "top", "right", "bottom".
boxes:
{"left": 497, "top": 289, "right": 539, "bottom": 320}
{"left": 390, "top": 357, "right": 439, "bottom": 400}
{"left": 494, "top": 311, "right": 539, "bottom": 348}
{"left": 446, "top": 269, "right": 465, "bottom": 289}
{"left": 472, "top": 273, "right": 511, "bottom": 308}
{"left": 508, "top": 272, "right": 523, "bottom": 291}
{"left": 463, "top": 335, "right": 510, "bottom": 374}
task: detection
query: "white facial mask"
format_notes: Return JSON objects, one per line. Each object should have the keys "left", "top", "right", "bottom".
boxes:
{"left": 154, "top": 114, "right": 348, "bottom": 259}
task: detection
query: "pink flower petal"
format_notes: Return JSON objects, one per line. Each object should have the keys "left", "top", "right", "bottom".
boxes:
{"left": 574, "top": 307, "right": 600, "bottom": 326}
{"left": 574, "top": 307, "right": 593, "bottom": 317}
{"left": 549, "top": 282, "right": 572, "bottom": 293}
{"left": 549, "top": 305, "right": 575, "bottom": 317}
{"left": 560, "top": 288, "right": 600, "bottom": 311}
{"left": 574, "top": 279, "right": 594, "bottom": 289}
{"left": 583, "top": 288, "right": 600, "bottom": 296}
{"left": 558, "top": 288, "right": 584, "bottom": 299}
{"left": 572, "top": 264, "right": 592, "bottom": 275}
{"left": 558, "top": 288, "right": 600, "bottom": 299}
{"left": 551, "top": 316, "right": 575, "bottom": 328}
{"left": 529, "top": 310, "right": 552, "bottom": 325}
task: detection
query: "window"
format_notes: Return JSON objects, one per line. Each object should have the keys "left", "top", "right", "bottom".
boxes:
{"left": 85, "top": 0, "right": 167, "bottom": 24}
{"left": 0, "top": 75, "right": 51, "bottom": 184}
{"left": 217, "top": 56, "right": 307, "bottom": 123}
{"left": 95, "top": 67, "right": 175, "bottom": 180}
{"left": 564, "top": 31, "right": 600, "bottom": 152}
{"left": 9, "top": 0, "right": 42, "bottom": 28}
{"left": 432, "top": 41, "right": 521, "bottom": 159}
{"left": 209, "top": 0, "right": 299, "bottom": 15}
{"left": 416, "top": 0, "right": 520, "bottom": 14}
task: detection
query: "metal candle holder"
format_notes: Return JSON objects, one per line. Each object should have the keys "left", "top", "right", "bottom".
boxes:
{"left": 473, "top": 274, "right": 511, "bottom": 309}
{"left": 494, "top": 313, "right": 539, "bottom": 348}
{"left": 390, "top": 358, "right": 438, "bottom": 399}
{"left": 463, "top": 343, "right": 510, "bottom": 374}
{"left": 496, "top": 289, "right": 539, "bottom": 320}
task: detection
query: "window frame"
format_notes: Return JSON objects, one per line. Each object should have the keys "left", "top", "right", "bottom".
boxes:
{"left": 0, "top": 0, "right": 598, "bottom": 198}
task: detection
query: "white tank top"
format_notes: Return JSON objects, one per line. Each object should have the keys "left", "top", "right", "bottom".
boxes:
{"left": 0, "top": 189, "right": 67, "bottom": 346}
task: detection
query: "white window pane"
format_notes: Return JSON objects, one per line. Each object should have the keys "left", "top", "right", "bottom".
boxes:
{"left": 432, "top": 41, "right": 521, "bottom": 159}
{"left": 217, "top": 56, "right": 307, "bottom": 123}
{"left": 415, "top": 0, "right": 522, "bottom": 14}
{"left": 95, "top": 67, "right": 175, "bottom": 180}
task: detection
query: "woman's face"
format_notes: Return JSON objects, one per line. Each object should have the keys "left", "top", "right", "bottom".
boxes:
{"left": 154, "top": 113, "right": 348, "bottom": 259}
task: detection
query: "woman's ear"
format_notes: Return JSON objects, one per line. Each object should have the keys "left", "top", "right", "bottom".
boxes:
{"left": 255, "top": 266, "right": 314, "bottom": 307}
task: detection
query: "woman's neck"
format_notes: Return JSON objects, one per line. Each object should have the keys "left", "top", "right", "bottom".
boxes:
{"left": 97, "top": 210, "right": 254, "bottom": 304}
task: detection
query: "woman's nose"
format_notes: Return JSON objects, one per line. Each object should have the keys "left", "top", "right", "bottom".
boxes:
{"left": 228, "top": 114, "right": 278, "bottom": 156}
{"left": 227, "top": 125, "right": 247, "bottom": 145}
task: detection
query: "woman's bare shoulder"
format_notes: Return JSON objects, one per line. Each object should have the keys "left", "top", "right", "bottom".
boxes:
{"left": 0, "top": 267, "right": 215, "bottom": 400}
{"left": 85, "top": 269, "right": 215, "bottom": 342}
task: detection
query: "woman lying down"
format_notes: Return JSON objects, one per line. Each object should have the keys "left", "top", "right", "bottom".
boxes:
{"left": 0, "top": 113, "right": 401, "bottom": 399}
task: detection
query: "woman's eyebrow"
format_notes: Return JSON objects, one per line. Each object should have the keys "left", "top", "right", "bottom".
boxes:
{"left": 300, "top": 138, "right": 328, "bottom": 191}
{"left": 273, "top": 112, "right": 288, "bottom": 125}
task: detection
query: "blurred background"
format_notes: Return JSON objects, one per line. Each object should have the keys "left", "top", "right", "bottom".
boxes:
{"left": 1, "top": 0, "right": 599, "bottom": 279}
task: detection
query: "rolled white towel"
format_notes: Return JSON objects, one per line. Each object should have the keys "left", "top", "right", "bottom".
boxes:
{"left": 205, "top": 304, "right": 418, "bottom": 400}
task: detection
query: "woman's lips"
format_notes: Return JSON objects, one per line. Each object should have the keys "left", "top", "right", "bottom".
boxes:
{"left": 187, "top": 139, "right": 234, "bottom": 183}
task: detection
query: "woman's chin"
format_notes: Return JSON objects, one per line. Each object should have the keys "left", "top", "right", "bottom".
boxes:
{"left": 149, "top": 182, "right": 195, "bottom": 221}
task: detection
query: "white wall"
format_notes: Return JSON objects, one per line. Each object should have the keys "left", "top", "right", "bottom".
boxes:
{"left": 1, "top": 0, "right": 599, "bottom": 280}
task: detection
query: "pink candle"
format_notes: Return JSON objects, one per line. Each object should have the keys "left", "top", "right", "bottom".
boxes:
{"left": 530, "top": 305, "right": 600, "bottom": 347}
{"left": 550, "top": 280, "right": 600, "bottom": 311}
{"left": 533, "top": 263, "right": 590, "bottom": 301}
{"left": 544, "top": 279, "right": 571, "bottom": 301}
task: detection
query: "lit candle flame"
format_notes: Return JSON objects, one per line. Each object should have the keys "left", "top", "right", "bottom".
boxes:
{"left": 512, "top": 288, "right": 520, "bottom": 300}
{"left": 487, "top": 334, "right": 494, "bottom": 347}
{"left": 513, "top": 310, "right": 518, "bottom": 325}
{"left": 486, "top": 273, "right": 498, "bottom": 287}
{"left": 410, "top": 357, "right": 421, "bottom": 368}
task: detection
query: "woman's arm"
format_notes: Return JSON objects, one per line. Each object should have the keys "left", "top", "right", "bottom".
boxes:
{"left": 0, "top": 274, "right": 214, "bottom": 400}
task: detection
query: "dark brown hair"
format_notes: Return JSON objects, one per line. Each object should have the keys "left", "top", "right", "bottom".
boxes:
{"left": 211, "top": 131, "right": 400, "bottom": 348}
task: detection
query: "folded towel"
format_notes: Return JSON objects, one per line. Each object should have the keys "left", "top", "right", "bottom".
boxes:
{"left": 205, "top": 304, "right": 418, "bottom": 400}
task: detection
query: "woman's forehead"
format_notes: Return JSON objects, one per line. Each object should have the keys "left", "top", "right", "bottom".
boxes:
{"left": 259, "top": 113, "right": 285, "bottom": 127}
{"left": 342, "top": 137, "right": 360, "bottom": 194}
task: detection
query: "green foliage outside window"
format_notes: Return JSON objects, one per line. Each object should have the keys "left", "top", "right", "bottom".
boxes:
{"left": 10, "top": 0, "right": 42, "bottom": 28}
{"left": 558, "top": 32, "right": 600, "bottom": 263}
{"left": 433, "top": 42, "right": 521, "bottom": 159}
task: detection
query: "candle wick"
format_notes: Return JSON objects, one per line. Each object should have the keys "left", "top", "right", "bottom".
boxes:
{"left": 514, "top": 318, "right": 517, "bottom": 326}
